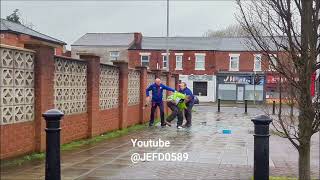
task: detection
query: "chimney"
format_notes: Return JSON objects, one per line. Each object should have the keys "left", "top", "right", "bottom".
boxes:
{"left": 134, "top": 32, "right": 142, "bottom": 49}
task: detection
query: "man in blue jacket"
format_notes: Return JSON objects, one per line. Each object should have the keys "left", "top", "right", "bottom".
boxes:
{"left": 146, "top": 78, "right": 175, "bottom": 127}
{"left": 179, "top": 82, "right": 194, "bottom": 127}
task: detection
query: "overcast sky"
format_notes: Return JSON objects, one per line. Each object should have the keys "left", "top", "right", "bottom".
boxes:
{"left": 1, "top": 1, "right": 239, "bottom": 49}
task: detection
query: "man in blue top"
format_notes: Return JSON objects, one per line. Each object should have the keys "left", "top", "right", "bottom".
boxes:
{"left": 179, "top": 82, "right": 194, "bottom": 127}
{"left": 146, "top": 78, "right": 176, "bottom": 127}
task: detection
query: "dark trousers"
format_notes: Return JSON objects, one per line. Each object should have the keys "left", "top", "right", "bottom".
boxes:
{"left": 166, "top": 101, "right": 183, "bottom": 126}
{"left": 150, "top": 101, "right": 165, "bottom": 126}
{"left": 184, "top": 101, "right": 194, "bottom": 127}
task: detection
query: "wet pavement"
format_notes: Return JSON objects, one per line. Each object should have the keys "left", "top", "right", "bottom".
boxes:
{"left": 1, "top": 105, "right": 319, "bottom": 180}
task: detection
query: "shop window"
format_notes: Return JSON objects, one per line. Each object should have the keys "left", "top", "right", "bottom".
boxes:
{"left": 266, "top": 89, "right": 279, "bottom": 99}
{"left": 193, "top": 82, "right": 207, "bottom": 96}
{"left": 218, "top": 84, "right": 237, "bottom": 100}
{"left": 245, "top": 85, "right": 264, "bottom": 101}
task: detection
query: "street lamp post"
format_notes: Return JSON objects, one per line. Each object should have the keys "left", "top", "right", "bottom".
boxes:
{"left": 166, "top": 0, "right": 170, "bottom": 71}
{"left": 253, "top": 71, "right": 256, "bottom": 105}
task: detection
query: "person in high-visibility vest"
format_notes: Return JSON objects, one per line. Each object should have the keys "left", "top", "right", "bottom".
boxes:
{"left": 165, "top": 91, "right": 187, "bottom": 129}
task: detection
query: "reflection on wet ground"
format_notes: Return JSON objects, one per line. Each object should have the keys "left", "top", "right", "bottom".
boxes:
{"left": 1, "top": 106, "right": 319, "bottom": 179}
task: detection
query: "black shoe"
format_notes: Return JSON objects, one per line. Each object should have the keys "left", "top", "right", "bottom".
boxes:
{"left": 161, "top": 124, "right": 166, "bottom": 127}
{"left": 149, "top": 123, "right": 154, "bottom": 127}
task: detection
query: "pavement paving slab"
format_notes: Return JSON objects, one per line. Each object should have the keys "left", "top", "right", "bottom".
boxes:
{"left": 1, "top": 105, "right": 319, "bottom": 180}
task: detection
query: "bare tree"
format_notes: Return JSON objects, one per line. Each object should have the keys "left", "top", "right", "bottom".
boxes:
{"left": 6, "top": 9, "right": 21, "bottom": 24}
{"left": 5, "top": 9, "right": 35, "bottom": 29}
{"left": 203, "top": 24, "right": 250, "bottom": 37}
{"left": 237, "top": 0, "right": 319, "bottom": 180}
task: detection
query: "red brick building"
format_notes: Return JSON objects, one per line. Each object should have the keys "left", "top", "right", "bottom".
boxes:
{"left": 129, "top": 37, "right": 272, "bottom": 102}
{"left": 0, "top": 18, "right": 66, "bottom": 55}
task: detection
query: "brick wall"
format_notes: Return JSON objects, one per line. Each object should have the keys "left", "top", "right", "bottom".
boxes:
{"left": 129, "top": 50, "right": 216, "bottom": 74}
{"left": 0, "top": 32, "right": 64, "bottom": 55}
{"left": 215, "top": 51, "right": 271, "bottom": 72}
{"left": 128, "top": 50, "right": 273, "bottom": 74}
{"left": 0, "top": 33, "right": 25, "bottom": 47}
{"left": 127, "top": 105, "right": 140, "bottom": 126}
{"left": 0, "top": 45, "right": 176, "bottom": 159}
{"left": 0, "top": 121, "right": 35, "bottom": 159}
{"left": 61, "top": 114, "right": 88, "bottom": 144}
{"left": 98, "top": 108, "right": 120, "bottom": 132}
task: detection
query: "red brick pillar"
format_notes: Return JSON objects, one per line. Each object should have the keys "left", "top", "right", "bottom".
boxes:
{"left": 136, "top": 66, "right": 148, "bottom": 124}
{"left": 174, "top": 73, "right": 180, "bottom": 90}
{"left": 27, "top": 45, "right": 55, "bottom": 152}
{"left": 80, "top": 55, "right": 100, "bottom": 138}
{"left": 113, "top": 61, "right": 128, "bottom": 129}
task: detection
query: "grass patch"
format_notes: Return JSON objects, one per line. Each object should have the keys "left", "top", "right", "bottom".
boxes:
{"left": 1, "top": 119, "right": 159, "bottom": 169}
{"left": 60, "top": 121, "right": 153, "bottom": 151}
{"left": 0, "top": 152, "right": 45, "bottom": 168}
{"left": 252, "top": 177, "right": 297, "bottom": 180}
{"left": 269, "top": 177, "right": 297, "bottom": 180}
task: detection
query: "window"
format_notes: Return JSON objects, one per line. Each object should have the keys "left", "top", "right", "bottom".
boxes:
{"left": 254, "top": 54, "right": 262, "bottom": 71}
{"left": 110, "top": 51, "right": 120, "bottom": 60}
{"left": 195, "top": 54, "right": 205, "bottom": 70}
{"left": 162, "top": 55, "right": 168, "bottom": 69}
{"left": 218, "top": 84, "right": 237, "bottom": 100}
{"left": 193, "top": 82, "right": 207, "bottom": 96}
{"left": 229, "top": 54, "right": 240, "bottom": 71}
{"left": 245, "top": 85, "right": 264, "bottom": 101}
{"left": 175, "top": 55, "right": 183, "bottom": 70}
{"left": 269, "top": 54, "right": 277, "bottom": 70}
{"left": 141, "top": 55, "right": 149, "bottom": 67}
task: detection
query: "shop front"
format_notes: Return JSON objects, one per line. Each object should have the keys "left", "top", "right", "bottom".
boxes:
{"left": 179, "top": 74, "right": 216, "bottom": 102}
{"left": 265, "top": 72, "right": 318, "bottom": 103}
{"left": 216, "top": 72, "right": 265, "bottom": 102}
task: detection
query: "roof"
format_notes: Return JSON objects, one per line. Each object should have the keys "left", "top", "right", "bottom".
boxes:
{"left": 139, "top": 36, "right": 276, "bottom": 51}
{"left": 0, "top": 18, "right": 66, "bottom": 45}
{"left": 72, "top": 33, "right": 135, "bottom": 46}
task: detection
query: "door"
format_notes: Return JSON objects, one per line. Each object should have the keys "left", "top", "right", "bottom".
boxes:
{"left": 193, "top": 81, "right": 208, "bottom": 96}
{"left": 237, "top": 86, "right": 244, "bottom": 101}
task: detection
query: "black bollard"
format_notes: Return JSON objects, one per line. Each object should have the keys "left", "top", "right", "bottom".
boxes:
{"left": 272, "top": 101, "right": 275, "bottom": 115}
{"left": 43, "top": 109, "right": 64, "bottom": 180}
{"left": 218, "top": 99, "right": 221, "bottom": 112}
{"left": 245, "top": 100, "right": 248, "bottom": 114}
{"left": 251, "top": 115, "right": 272, "bottom": 180}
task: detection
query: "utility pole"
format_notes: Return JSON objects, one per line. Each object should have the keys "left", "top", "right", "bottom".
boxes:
{"left": 166, "top": 0, "right": 170, "bottom": 71}
{"left": 253, "top": 71, "right": 256, "bottom": 105}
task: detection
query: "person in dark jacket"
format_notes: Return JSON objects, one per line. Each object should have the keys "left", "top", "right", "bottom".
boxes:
{"left": 146, "top": 78, "right": 175, "bottom": 127}
{"left": 179, "top": 82, "right": 194, "bottom": 127}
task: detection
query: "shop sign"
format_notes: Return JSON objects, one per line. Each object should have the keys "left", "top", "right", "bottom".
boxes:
{"left": 218, "top": 74, "right": 264, "bottom": 85}
{"left": 266, "top": 74, "right": 299, "bottom": 84}
{"left": 188, "top": 75, "right": 213, "bottom": 81}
